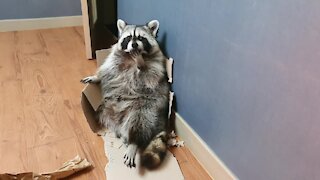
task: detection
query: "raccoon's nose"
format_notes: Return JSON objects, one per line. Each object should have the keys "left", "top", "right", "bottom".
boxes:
{"left": 132, "top": 42, "right": 138, "bottom": 49}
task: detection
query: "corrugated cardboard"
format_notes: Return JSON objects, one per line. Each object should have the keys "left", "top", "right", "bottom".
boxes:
{"left": 0, "top": 156, "right": 91, "bottom": 180}
{"left": 81, "top": 49, "right": 112, "bottom": 133}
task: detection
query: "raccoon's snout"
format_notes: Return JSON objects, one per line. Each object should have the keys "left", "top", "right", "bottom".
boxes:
{"left": 132, "top": 42, "right": 138, "bottom": 49}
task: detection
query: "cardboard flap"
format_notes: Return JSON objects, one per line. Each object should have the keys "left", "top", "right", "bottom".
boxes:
{"left": 96, "top": 49, "right": 112, "bottom": 67}
{"left": 81, "top": 92, "right": 104, "bottom": 133}
{"left": 82, "top": 84, "right": 103, "bottom": 111}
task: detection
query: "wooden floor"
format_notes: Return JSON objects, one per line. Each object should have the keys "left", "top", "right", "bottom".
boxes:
{"left": 0, "top": 27, "right": 211, "bottom": 180}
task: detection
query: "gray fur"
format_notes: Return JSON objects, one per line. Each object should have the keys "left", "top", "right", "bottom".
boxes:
{"left": 81, "top": 19, "right": 169, "bottom": 169}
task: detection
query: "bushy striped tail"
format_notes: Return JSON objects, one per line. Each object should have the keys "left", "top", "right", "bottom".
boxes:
{"left": 141, "top": 131, "right": 167, "bottom": 169}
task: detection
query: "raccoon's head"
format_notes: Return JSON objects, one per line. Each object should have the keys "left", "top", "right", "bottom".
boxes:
{"left": 116, "top": 19, "right": 160, "bottom": 54}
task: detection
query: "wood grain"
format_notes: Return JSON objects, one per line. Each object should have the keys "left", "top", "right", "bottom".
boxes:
{"left": 0, "top": 27, "right": 211, "bottom": 179}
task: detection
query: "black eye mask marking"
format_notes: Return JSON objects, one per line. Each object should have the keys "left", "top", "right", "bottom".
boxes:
{"left": 121, "top": 35, "right": 132, "bottom": 50}
{"left": 138, "top": 35, "right": 152, "bottom": 53}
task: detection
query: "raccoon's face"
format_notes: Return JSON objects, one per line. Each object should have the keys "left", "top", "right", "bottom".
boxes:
{"left": 117, "top": 19, "right": 160, "bottom": 54}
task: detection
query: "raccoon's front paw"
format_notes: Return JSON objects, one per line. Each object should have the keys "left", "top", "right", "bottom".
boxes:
{"left": 124, "top": 144, "right": 138, "bottom": 168}
{"left": 80, "top": 76, "right": 99, "bottom": 84}
{"left": 129, "top": 50, "right": 140, "bottom": 57}
{"left": 130, "top": 51, "right": 145, "bottom": 70}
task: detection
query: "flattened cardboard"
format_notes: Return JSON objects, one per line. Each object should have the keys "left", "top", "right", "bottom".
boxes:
{"left": 80, "top": 48, "right": 182, "bottom": 180}
{"left": 103, "top": 131, "right": 184, "bottom": 180}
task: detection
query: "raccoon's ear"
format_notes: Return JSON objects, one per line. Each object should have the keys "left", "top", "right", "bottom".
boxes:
{"left": 117, "top": 19, "right": 127, "bottom": 35}
{"left": 147, "top": 20, "right": 159, "bottom": 37}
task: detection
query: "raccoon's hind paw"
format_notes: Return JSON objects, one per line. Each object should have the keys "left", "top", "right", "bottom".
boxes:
{"left": 123, "top": 144, "right": 138, "bottom": 168}
{"left": 80, "top": 76, "right": 99, "bottom": 84}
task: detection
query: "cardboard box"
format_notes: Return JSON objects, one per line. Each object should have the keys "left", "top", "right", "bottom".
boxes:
{"left": 80, "top": 49, "right": 183, "bottom": 180}
{"left": 81, "top": 49, "right": 111, "bottom": 134}
{"left": 81, "top": 48, "right": 174, "bottom": 134}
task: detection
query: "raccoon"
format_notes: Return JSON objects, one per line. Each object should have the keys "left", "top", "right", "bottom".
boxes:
{"left": 81, "top": 19, "right": 170, "bottom": 169}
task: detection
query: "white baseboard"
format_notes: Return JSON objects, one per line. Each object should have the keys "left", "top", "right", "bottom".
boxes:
{"left": 0, "top": 16, "right": 82, "bottom": 32}
{"left": 175, "top": 113, "right": 238, "bottom": 180}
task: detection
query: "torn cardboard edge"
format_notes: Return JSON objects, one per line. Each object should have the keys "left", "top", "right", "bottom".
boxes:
{"left": 167, "top": 130, "right": 185, "bottom": 147}
{"left": 0, "top": 155, "right": 91, "bottom": 180}
{"left": 81, "top": 48, "right": 184, "bottom": 180}
{"left": 167, "top": 57, "right": 173, "bottom": 83}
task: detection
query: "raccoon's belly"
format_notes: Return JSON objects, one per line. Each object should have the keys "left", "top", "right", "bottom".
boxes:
{"left": 99, "top": 74, "right": 168, "bottom": 130}
{"left": 101, "top": 84, "right": 156, "bottom": 102}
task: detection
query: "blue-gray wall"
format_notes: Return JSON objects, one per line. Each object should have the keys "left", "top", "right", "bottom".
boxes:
{"left": 0, "top": 0, "right": 81, "bottom": 20}
{"left": 119, "top": 1, "right": 320, "bottom": 180}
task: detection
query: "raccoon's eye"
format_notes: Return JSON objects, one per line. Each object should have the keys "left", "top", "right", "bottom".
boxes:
{"left": 137, "top": 36, "right": 143, "bottom": 41}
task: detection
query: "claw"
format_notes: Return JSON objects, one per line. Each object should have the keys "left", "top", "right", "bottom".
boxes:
{"left": 123, "top": 144, "right": 138, "bottom": 168}
{"left": 80, "top": 76, "right": 95, "bottom": 84}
